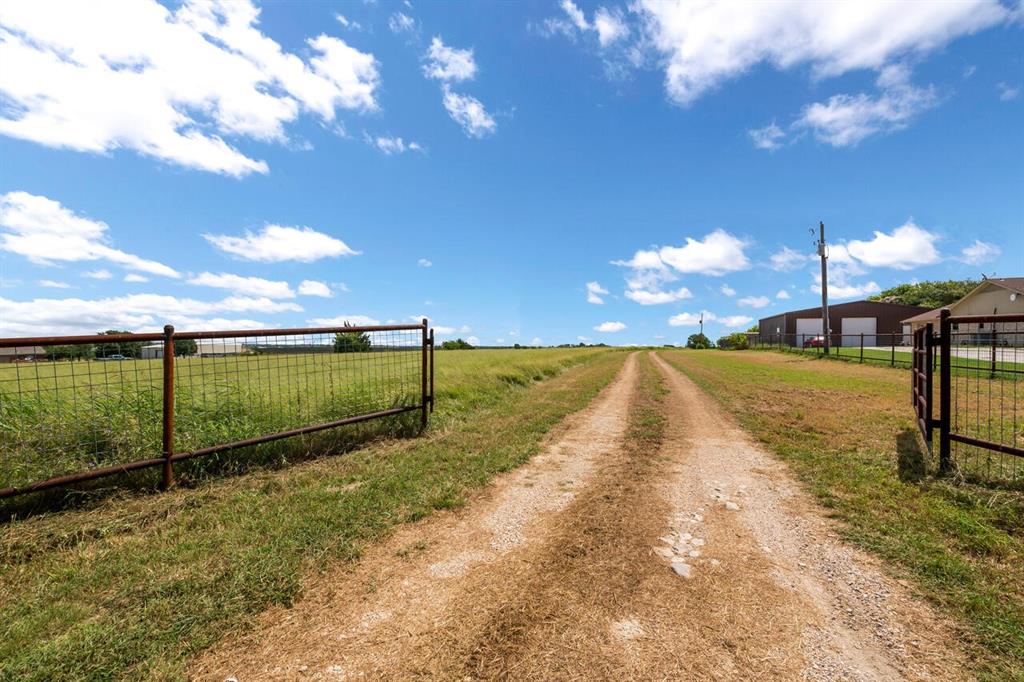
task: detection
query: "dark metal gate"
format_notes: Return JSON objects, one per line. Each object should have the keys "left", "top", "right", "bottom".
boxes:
{"left": 911, "top": 324, "right": 934, "bottom": 450}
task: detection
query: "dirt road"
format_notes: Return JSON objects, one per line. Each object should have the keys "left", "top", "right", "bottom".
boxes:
{"left": 193, "top": 352, "right": 968, "bottom": 680}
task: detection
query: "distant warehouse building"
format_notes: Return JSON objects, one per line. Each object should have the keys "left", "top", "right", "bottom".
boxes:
{"left": 759, "top": 300, "right": 929, "bottom": 347}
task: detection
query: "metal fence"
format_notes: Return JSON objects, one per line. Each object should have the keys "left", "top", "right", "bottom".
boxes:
{"left": 750, "top": 332, "right": 915, "bottom": 367}
{"left": 912, "top": 311, "right": 1023, "bottom": 483}
{"left": 0, "top": 321, "right": 435, "bottom": 499}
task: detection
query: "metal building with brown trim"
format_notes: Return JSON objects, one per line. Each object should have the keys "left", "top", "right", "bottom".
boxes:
{"left": 758, "top": 300, "right": 930, "bottom": 347}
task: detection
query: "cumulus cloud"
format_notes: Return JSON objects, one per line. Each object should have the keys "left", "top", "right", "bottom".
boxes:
{"left": 737, "top": 295, "right": 770, "bottom": 308}
{"left": 441, "top": 86, "right": 497, "bottom": 137}
{"left": 365, "top": 134, "right": 422, "bottom": 155}
{"left": 83, "top": 269, "right": 113, "bottom": 280}
{"left": 595, "top": 321, "right": 627, "bottom": 332}
{"left": 541, "top": 1, "right": 628, "bottom": 47}
{"left": 0, "top": 191, "right": 179, "bottom": 277}
{"left": 423, "top": 37, "right": 477, "bottom": 82}
{"left": 308, "top": 314, "right": 380, "bottom": 327}
{"left": 846, "top": 220, "right": 940, "bottom": 269}
{"left": 776, "top": 289, "right": 791, "bottom": 300}
{"left": 190, "top": 271, "right": 294, "bottom": 298}
{"left": 298, "top": 280, "right": 332, "bottom": 297}
{"left": 796, "top": 65, "right": 938, "bottom": 147}
{"left": 586, "top": 281, "right": 609, "bottom": 304}
{"left": 770, "top": 246, "right": 809, "bottom": 272}
{"left": 617, "top": 229, "right": 750, "bottom": 280}
{"left": 719, "top": 315, "right": 753, "bottom": 329}
{"left": 624, "top": 287, "right": 692, "bottom": 305}
{"left": 0, "top": 0, "right": 381, "bottom": 176}
{"left": 204, "top": 224, "right": 359, "bottom": 262}
{"left": 720, "top": 284, "right": 736, "bottom": 297}
{"left": 388, "top": 12, "right": 416, "bottom": 34}
{"left": 635, "top": 0, "right": 1009, "bottom": 106}
{"left": 668, "top": 311, "right": 711, "bottom": 327}
{"left": 959, "top": 240, "right": 1001, "bottom": 265}
{"left": 0, "top": 293, "right": 300, "bottom": 336}
{"left": 748, "top": 123, "right": 785, "bottom": 150}
{"left": 123, "top": 274, "right": 149, "bottom": 283}
{"left": 418, "top": 258, "right": 433, "bottom": 268}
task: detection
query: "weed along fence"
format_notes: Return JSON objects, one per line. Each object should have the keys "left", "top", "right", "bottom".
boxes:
{"left": 0, "top": 321, "right": 436, "bottom": 499}
{"left": 911, "top": 310, "right": 1024, "bottom": 482}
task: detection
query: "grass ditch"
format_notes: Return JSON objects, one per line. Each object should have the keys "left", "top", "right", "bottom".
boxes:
{"left": 660, "top": 349, "right": 1024, "bottom": 681}
{"left": 0, "top": 348, "right": 625, "bottom": 681}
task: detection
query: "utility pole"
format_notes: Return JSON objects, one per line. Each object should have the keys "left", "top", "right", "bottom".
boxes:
{"left": 699, "top": 312, "right": 704, "bottom": 337}
{"left": 815, "top": 221, "right": 830, "bottom": 354}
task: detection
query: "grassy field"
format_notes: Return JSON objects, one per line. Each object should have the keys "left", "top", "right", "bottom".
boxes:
{"left": 0, "top": 347, "right": 625, "bottom": 680}
{"left": 0, "top": 348, "right": 615, "bottom": 492}
{"left": 660, "top": 349, "right": 1024, "bottom": 681}
{"left": 761, "top": 342, "right": 1024, "bottom": 376}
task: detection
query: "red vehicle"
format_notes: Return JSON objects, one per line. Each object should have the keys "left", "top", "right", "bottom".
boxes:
{"left": 802, "top": 335, "right": 825, "bottom": 348}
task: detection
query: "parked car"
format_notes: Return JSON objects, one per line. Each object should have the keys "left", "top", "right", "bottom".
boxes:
{"left": 99, "top": 354, "right": 128, "bottom": 361}
{"left": 802, "top": 336, "right": 825, "bottom": 348}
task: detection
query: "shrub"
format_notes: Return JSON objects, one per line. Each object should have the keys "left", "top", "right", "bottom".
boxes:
{"left": 441, "top": 338, "right": 475, "bottom": 350}
{"left": 717, "top": 332, "right": 749, "bottom": 350}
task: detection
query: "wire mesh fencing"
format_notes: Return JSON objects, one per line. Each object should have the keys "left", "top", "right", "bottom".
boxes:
{"left": 0, "top": 322, "right": 434, "bottom": 498}
{"left": 749, "top": 332, "right": 915, "bottom": 368}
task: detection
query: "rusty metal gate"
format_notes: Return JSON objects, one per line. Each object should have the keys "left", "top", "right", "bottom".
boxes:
{"left": 911, "top": 324, "right": 934, "bottom": 450}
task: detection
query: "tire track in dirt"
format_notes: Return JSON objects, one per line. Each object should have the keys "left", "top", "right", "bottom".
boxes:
{"left": 191, "top": 353, "right": 639, "bottom": 680}
{"left": 649, "top": 351, "right": 970, "bottom": 681}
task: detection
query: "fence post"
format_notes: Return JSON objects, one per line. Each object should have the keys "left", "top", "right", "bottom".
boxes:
{"left": 161, "top": 324, "right": 175, "bottom": 490}
{"left": 860, "top": 332, "right": 864, "bottom": 363}
{"left": 429, "top": 328, "right": 435, "bottom": 413}
{"left": 891, "top": 332, "right": 895, "bottom": 367}
{"left": 421, "top": 318, "right": 428, "bottom": 429}
{"left": 991, "top": 330, "right": 997, "bottom": 376}
{"left": 938, "top": 309, "right": 951, "bottom": 473}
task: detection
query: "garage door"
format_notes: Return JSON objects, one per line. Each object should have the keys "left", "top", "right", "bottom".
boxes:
{"left": 842, "top": 317, "right": 876, "bottom": 347}
{"left": 795, "top": 318, "right": 822, "bottom": 346}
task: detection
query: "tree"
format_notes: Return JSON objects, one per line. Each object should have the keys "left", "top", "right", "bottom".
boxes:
{"left": 717, "top": 332, "right": 749, "bottom": 350}
{"left": 333, "top": 324, "right": 372, "bottom": 352}
{"left": 868, "top": 279, "right": 977, "bottom": 309}
{"left": 441, "top": 338, "right": 475, "bottom": 350}
{"left": 96, "top": 330, "right": 143, "bottom": 358}
{"left": 686, "top": 332, "right": 711, "bottom": 349}
{"left": 174, "top": 339, "right": 197, "bottom": 357}
{"left": 746, "top": 324, "right": 759, "bottom": 333}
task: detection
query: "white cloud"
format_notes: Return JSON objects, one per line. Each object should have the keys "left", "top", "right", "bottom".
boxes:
{"left": 0, "top": 0, "right": 381, "bottom": 176}
{"left": 814, "top": 278, "right": 881, "bottom": 299}
{"left": 635, "top": 0, "right": 1009, "bottom": 106}
{"left": 770, "top": 246, "right": 809, "bottom": 272}
{"left": 39, "top": 279, "right": 71, "bottom": 289}
{"left": 655, "top": 229, "right": 750, "bottom": 275}
{"left": 737, "top": 295, "right": 770, "bottom": 308}
{"left": 0, "top": 191, "right": 179, "bottom": 277}
{"left": 204, "top": 224, "right": 358, "bottom": 262}
{"left": 776, "top": 289, "right": 791, "bottom": 300}
{"left": 297, "top": 280, "right": 332, "bottom": 297}
{"left": 586, "top": 280, "right": 609, "bottom": 304}
{"left": 0, "top": 293, "right": 300, "bottom": 336}
{"left": 720, "top": 284, "right": 736, "bottom": 297}
{"left": 719, "top": 315, "right": 753, "bottom": 329}
{"left": 335, "top": 14, "right": 362, "bottom": 31}
{"left": 189, "top": 271, "right": 295, "bottom": 298}
{"left": 963, "top": 64, "right": 977, "bottom": 78}
{"left": 959, "top": 240, "right": 1001, "bottom": 265}
{"left": 466, "top": 335, "right": 480, "bottom": 346}
{"left": 529, "top": 337, "right": 543, "bottom": 347}
{"left": 997, "top": 82, "right": 1021, "bottom": 102}
{"left": 418, "top": 258, "right": 433, "bottom": 268}
{"left": 749, "top": 123, "right": 785, "bottom": 150}
{"left": 593, "top": 8, "right": 629, "bottom": 47}
{"left": 796, "top": 66, "right": 938, "bottom": 147}
{"left": 594, "top": 321, "right": 627, "bottom": 332}
{"left": 123, "top": 274, "right": 149, "bottom": 283}
{"left": 668, "top": 311, "right": 713, "bottom": 327}
{"left": 441, "top": 86, "right": 497, "bottom": 138}
{"left": 365, "top": 134, "right": 422, "bottom": 155}
{"left": 83, "top": 269, "right": 112, "bottom": 280}
{"left": 577, "top": 335, "right": 591, "bottom": 343}
{"left": 624, "top": 286, "right": 692, "bottom": 305}
{"left": 388, "top": 12, "right": 416, "bottom": 34}
{"left": 308, "top": 314, "right": 380, "bottom": 327}
{"left": 423, "top": 37, "right": 477, "bottom": 82}
{"left": 846, "top": 220, "right": 940, "bottom": 269}
{"left": 561, "top": 0, "right": 589, "bottom": 31}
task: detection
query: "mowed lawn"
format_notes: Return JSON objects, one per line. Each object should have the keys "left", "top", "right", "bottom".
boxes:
{"left": 0, "top": 348, "right": 625, "bottom": 681}
{"left": 660, "top": 349, "right": 1024, "bottom": 681}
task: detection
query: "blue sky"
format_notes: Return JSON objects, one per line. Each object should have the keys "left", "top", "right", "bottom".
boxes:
{"left": 1, "top": 0, "right": 1022, "bottom": 345}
